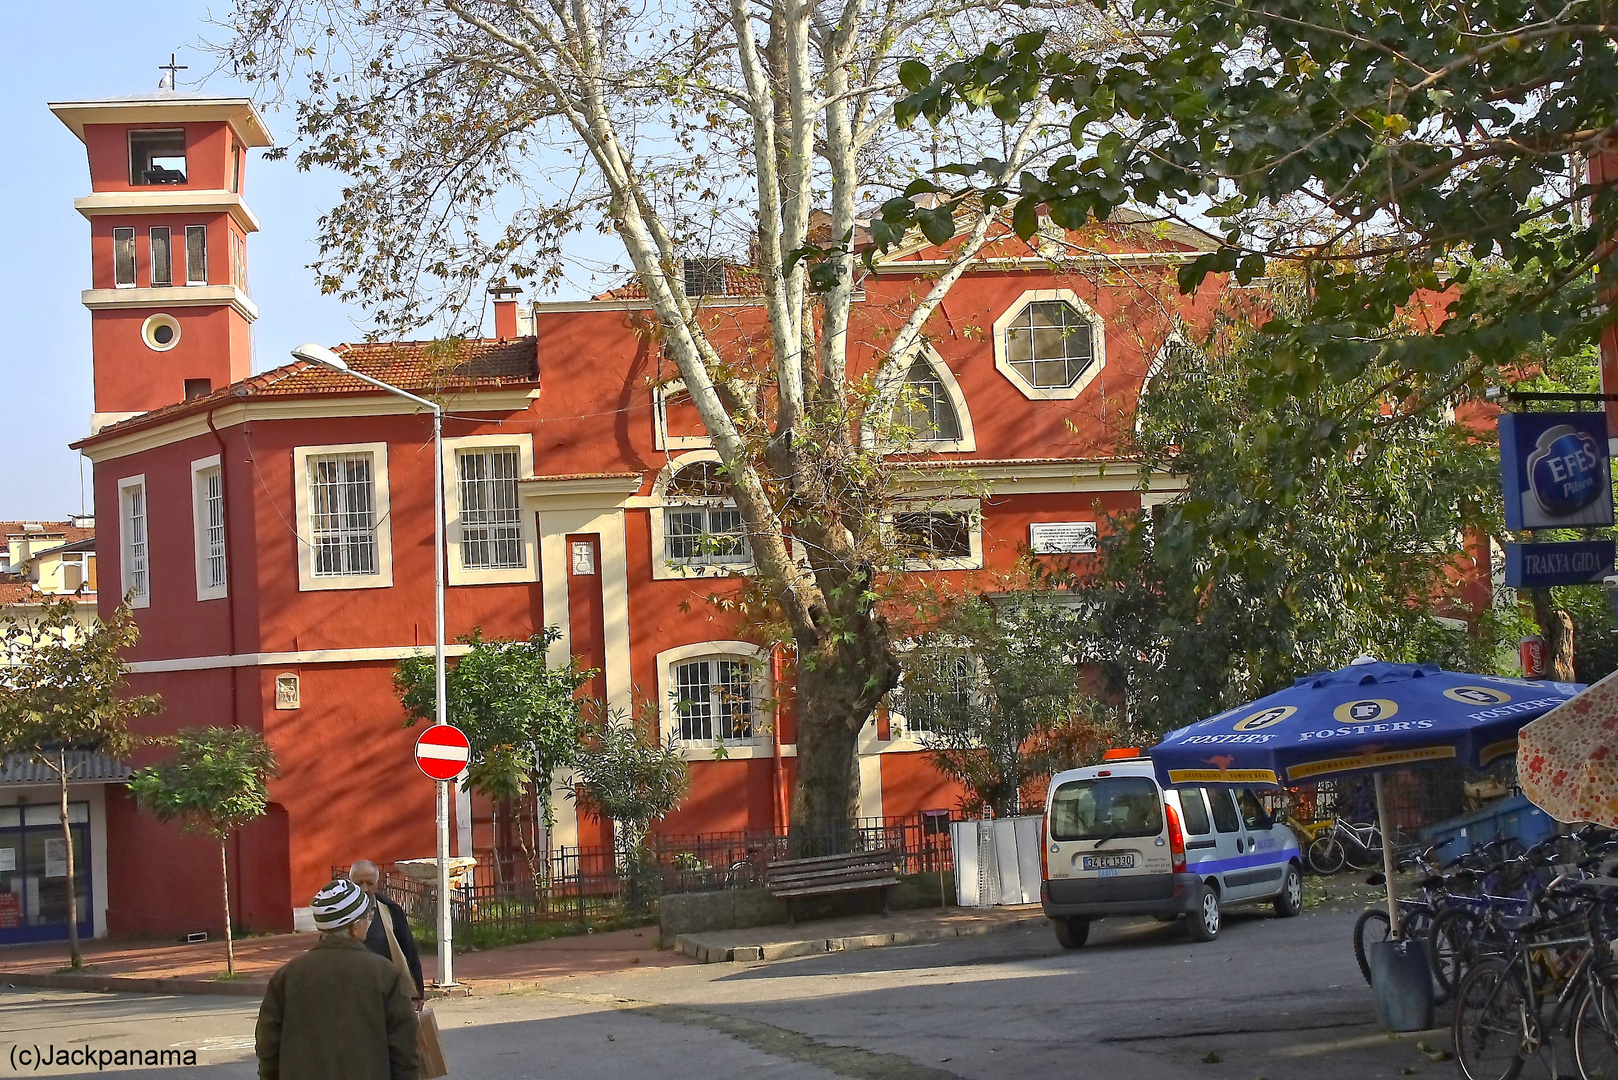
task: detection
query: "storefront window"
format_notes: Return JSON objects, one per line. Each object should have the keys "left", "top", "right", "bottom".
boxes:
{"left": 0, "top": 803, "right": 91, "bottom": 939}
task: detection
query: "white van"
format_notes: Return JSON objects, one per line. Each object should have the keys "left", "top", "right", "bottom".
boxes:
{"left": 1040, "top": 757, "right": 1303, "bottom": 947}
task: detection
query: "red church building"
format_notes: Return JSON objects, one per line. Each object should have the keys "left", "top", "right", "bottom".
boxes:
{"left": 52, "top": 88, "right": 1220, "bottom": 938}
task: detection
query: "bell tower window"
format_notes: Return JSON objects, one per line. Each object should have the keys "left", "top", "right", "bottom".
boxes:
{"left": 113, "top": 228, "right": 136, "bottom": 287}
{"left": 129, "top": 129, "right": 187, "bottom": 185}
{"left": 185, "top": 226, "right": 207, "bottom": 285}
{"left": 149, "top": 228, "right": 172, "bottom": 287}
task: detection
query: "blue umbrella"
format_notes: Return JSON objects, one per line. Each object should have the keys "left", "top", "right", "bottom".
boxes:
{"left": 1148, "top": 657, "right": 1583, "bottom": 933}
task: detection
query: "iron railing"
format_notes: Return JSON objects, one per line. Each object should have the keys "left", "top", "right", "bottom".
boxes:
{"left": 334, "top": 811, "right": 965, "bottom": 938}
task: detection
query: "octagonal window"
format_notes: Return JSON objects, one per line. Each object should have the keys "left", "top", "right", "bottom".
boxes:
{"left": 1003, "top": 300, "right": 1095, "bottom": 389}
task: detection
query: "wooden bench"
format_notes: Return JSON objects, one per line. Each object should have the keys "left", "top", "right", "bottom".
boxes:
{"left": 764, "top": 849, "right": 901, "bottom": 924}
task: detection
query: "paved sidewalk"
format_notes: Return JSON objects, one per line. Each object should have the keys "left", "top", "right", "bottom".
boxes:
{"left": 675, "top": 904, "right": 1048, "bottom": 962}
{"left": 0, "top": 923, "right": 688, "bottom": 998}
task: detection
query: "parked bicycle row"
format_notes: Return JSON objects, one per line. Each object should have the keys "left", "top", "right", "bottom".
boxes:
{"left": 1344, "top": 826, "right": 1618, "bottom": 1080}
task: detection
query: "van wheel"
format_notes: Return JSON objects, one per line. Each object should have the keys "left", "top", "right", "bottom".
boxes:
{"left": 1187, "top": 882, "right": 1221, "bottom": 942}
{"left": 1053, "top": 917, "right": 1090, "bottom": 949}
{"left": 1274, "top": 863, "right": 1303, "bottom": 918}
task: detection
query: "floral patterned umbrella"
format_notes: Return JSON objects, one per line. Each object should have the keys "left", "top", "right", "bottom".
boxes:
{"left": 1518, "top": 667, "right": 1618, "bottom": 826}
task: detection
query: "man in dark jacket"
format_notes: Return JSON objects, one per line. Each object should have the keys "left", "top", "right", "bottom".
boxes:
{"left": 256, "top": 879, "right": 418, "bottom": 1080}
{"left": 349, "top": 859, "right": 425, "bottom": 1001}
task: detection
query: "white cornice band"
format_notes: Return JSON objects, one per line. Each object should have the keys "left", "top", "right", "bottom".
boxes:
{"left": 82, "top": 285, "right": 260, "bottom": 322}
{"left": 128, "top": 643, "right": 475, "bottom": 674}
{"left": 74, "top": 190, "right": 263, "bottom": 233}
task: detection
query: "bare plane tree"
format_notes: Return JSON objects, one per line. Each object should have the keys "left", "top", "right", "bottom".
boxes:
{"left": 224, "top": 0, "right": 1079, "bottom": 840}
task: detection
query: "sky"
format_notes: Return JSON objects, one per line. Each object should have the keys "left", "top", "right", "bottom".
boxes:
{"left": 0, "top": 2, "right": 600, "bottom": 520}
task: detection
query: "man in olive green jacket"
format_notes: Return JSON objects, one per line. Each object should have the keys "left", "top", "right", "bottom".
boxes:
{"left": 256, "top": 879, "right": 419, "bottom": 1080}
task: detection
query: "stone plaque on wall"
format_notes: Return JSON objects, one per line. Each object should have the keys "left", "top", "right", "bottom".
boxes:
{"left": 1029, "top": 521, "right": 1098, "bottom": 554}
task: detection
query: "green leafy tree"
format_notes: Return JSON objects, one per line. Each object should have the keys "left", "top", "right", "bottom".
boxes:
{"left": 569, "top": 707, "right": 690, "bottom": 909}
{"left": 128, "top": 727, "right": 278, "bottom": 976}
{"left": 898, "top": 589, "right": 1118, "bottom": 817}
{"left": 395, "top": 629, "right": 592, "bottom": 880}
{"left": 876, "top": 0, "right": 1618, "bottom": 491}
{"left": 1061, "top": 275, "right": 1519, "bottom": 737}
{"left": 0, "top": 598, "right": 161, "bottom": 968}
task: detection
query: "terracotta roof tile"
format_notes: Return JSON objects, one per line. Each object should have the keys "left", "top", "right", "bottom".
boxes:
{"left": 595, "top": 265, "right": 764, "bottom": 301}
{"left": 0, "top": 580, "right": 95, "bottom": 607}
{"left": 74, "top": 338, "right": 539, "bottom": 448}
{"left": 0, "top": 522, "right": 94, "bottom": 544}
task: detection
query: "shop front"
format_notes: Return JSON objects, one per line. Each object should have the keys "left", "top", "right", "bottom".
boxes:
{"left": 0, "top": 754, "right": 122, "bottom": 945}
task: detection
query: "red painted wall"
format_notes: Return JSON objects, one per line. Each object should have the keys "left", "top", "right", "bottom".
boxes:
{"left": 83, "top": 121, "right": 236, "bottom": 193}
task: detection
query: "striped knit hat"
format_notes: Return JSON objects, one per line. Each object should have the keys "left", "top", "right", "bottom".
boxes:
{"left": 310, "top": 879, "right": 372, "bottom": 931}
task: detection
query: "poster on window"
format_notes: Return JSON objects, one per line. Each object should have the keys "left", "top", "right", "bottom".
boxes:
{"left": 0, "top": 893, "right": 20, "bottom": 929}
{"left": 0, "top": 848, "right": 14, "bottom": 872}
{"left": 44, "top": 839, "right": 68, "bottom": 879}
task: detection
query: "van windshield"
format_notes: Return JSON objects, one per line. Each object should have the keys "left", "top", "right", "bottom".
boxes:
{"left": 1050, "top": 776, "right": 1164, "bottom": 841}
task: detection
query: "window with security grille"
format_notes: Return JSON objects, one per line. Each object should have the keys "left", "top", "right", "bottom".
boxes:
{"left": 682, "top": 258, "right": 727, "bottom": 297}
{"left": 895, "top": 356, "right": 961, "bottom": 442}
{"left": 113, "top": 228, "right": 136, "bottom": 287}
{"left": 893, "top": 511, "right": 972, "bottom": 560}
{"left": 1003, "top": 300, "right": 1095, "bottom": 389}
{"left": 199, "top": 465, "right": 227, "bottom": 591}
{"left": 307, "top": 453, "right": 379, "bottom": 577}
{"left": 185, "top": 226, "right": 207, "bottom": 285}
{"left": 456, "top": 448, "right": 525, "bottom": 569}
{"left": 672, "top": 657, "right": 755, "bottom": 742}
{"left": 149, "top": 228, "right": 172, "bottom": 287}
{"left": 122, "top": 483, "right": 148, "bottom": 601}
{"left": 900, "top": 652, "right": 975, "bottom": 734}
{"left": 664, "top": 462, "right": 750, "bottom": 566}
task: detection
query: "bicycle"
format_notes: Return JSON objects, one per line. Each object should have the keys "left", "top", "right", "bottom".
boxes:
{"left": 1452, "top": 876, "right": 1618, "bottom": 1080}
{"left": 1309, "top": 818, "right": 1411, "bottom": 876}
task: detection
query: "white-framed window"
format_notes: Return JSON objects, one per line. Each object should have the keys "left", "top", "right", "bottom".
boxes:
{"left": 191, "top": 456, "right": 227, "bottom": 601}
{"left": 655, "top": 642, "right": 772, "bottom": 757}
{"left": 868, "top": 346, "right": 976, "bottom": 453}
{"left": 651, "top": 379, "right": 713, "bottom": 451}
{"left": 894, "top": 650, "right": 977, "bottom": 737}
{"left": 442, "top": 434, "right": 537, "bottom": 585}
{"left": 887, "top": 499, "right": 983, "bottom": 571}
{"left": 149, "top": 227, "right": 172, "bottom": 287}
{"left": 1137, "top": 332, "right": 1199, "bottom": 436}
{"left": 292, "top": 442, "right": 394, "bottom": 591}
{"left": 113, "top": 228, "right": 136, "bottom": 288}
{"left": 650, "top": 454, "right": 752, "bottom": 579}
{"left": 57, "top": 552, "right": 91, "bottom": 593}
{"left": 231, "top": 230, "right": 248, "bottom": 291}
{"left": 992, "top": 289, "right": 1108, "bottom": 400}
{"left": 457, "top": 448, "right": 523, "bottom": 569}
{"left": 118, "top": 475, "right": 149, "bottom": 608}
{"left": 185, "top": 225, "right": 207, "bottom": 285}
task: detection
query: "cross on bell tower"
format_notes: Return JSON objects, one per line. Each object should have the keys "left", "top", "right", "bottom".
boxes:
{"left": 157, "top": 53, "right": 187, "bottom": 91}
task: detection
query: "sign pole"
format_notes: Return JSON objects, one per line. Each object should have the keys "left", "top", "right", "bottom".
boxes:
{"left": 431, "top": 405, "right": 455, "bottom": 989}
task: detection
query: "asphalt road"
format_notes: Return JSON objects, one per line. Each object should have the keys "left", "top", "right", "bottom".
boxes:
{"left": 0, "top": 902, "right": 1458, "bottom": 1080}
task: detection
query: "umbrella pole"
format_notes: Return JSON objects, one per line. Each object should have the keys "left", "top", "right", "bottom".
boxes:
{"left": 1374, "top": 771, "right": 1400, "bottom": 939}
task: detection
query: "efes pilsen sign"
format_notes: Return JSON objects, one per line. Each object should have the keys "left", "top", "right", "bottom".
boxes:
{"left": 1499, "top": 412, "right": 1614, "bottom": 530}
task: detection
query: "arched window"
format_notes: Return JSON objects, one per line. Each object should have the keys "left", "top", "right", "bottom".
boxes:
{"left": 663, "top": 461, "right": 750, "bottom": 567}
{"left": 895, "top": 356, "right": 962, "bottom": 443}
{"left": 671, "top": 654, "right": 756, "bottom": 742}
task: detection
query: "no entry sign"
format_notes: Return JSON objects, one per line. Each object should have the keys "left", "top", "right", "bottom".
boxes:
{"left": 414, "top": 725, "right": 470, "bottom": 781}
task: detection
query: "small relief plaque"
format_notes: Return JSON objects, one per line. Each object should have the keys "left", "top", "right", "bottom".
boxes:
{"left": 1029, "top": 521, "right": 1098, "bottom": 554}
{"left": 571, "top": 542, "right": 596, "bottom": 575}
{"left": 275, "top": 673, "right": 301, "bottom": 711}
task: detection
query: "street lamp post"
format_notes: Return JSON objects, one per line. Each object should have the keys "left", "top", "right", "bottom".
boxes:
{"left": 292, "top": 343, "right": 456, "bottom": 988}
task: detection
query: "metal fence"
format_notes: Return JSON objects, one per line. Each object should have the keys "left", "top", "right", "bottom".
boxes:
{"left": 334, "top": 811, "right": 964, "bottom": 940}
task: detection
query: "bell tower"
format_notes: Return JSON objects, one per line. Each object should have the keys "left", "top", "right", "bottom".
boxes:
{"left": 51, "top": 88, "right": 272, "bottom": 431}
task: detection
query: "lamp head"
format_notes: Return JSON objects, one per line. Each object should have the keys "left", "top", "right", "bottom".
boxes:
{"left": 291, "top": 342, "right": 348, "bottom": 371}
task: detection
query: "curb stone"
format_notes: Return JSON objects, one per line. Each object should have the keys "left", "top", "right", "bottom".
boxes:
{"left": 0, "top": 971, "right": 267, "bottom": 998}
{"left": 675, "top": 911, "right": 1047, "bottom": 963}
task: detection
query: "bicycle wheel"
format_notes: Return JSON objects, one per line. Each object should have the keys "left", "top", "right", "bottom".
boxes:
{"left": 1309, "top": 834, "right": 1347, "bottom": 875}
{"left": 1452, "top": 959, "right": 1527, "bottom": 1080}
{"left": 1573, "top": 963, "right": 1618, "bottom": 1080}
{"left": 1353, "top": 908, "right": 1392, "bottom": 987}
{"left": 724, "top": 861, "right": 760, "bottom": 889}
{"left": 1430, "top": 907, "right": 1481, "bottom": 1000}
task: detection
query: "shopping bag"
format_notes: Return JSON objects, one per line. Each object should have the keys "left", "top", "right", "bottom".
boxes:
{"left": 417, "top": 1005, "right": 449, "bottom": 1079}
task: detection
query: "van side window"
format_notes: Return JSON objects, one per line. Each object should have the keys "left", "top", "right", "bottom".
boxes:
{"left": 1176, "top": 789, "right": 1211, "bottom": 835}
{"left": 1209, "top": 789, "right": 1241, "bottom": 833}
{"left": 1236, "top": 789, "right": 1271, "bottom": 831}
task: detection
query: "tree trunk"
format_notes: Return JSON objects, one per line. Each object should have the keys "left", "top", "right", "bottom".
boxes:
{"left": 57, "top": 751, "right": 80, "bottom": 969}
{"left": 1527, "top": 587, "right": 1577, "bottom": 681}
{"left": 219, "top": 837, "right": 235, "bottom": 976}
{"left": 789, "top": 639, "right": 899, "bottom": 854}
